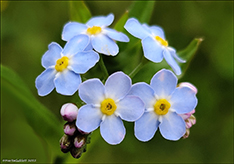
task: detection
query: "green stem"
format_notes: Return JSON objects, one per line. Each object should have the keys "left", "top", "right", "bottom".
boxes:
{"left": 99, "top": 55, "right": 109, "bottom": 81}
{"left": 129, "top": 57, "right": 149, "bottom": 79}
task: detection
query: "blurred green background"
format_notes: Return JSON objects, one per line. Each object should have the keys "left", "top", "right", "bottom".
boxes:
{"left": 1, "top": 1, "right": 233, "bottom": 163}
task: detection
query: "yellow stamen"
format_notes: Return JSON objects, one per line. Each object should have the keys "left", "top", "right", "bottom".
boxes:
{"left": 100, "top": 98, "right": 117, "bottom": 116}
{"left": 87, "top": 26, "right": 102, "bottom": 35}
{"left": 155, "top": 36, "right": 168, "bottom": 47}
{"left": 55, "top": 56, "right": 69, "bottom": 72}
{"left": 154, "top": 99, "right": 170, "bottom": 115}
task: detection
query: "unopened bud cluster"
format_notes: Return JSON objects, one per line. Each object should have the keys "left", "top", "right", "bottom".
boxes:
{"left": 59, "top": 103, "right": 91, "bottom": 158}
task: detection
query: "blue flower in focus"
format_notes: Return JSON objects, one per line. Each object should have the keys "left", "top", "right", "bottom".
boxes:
{"left": 35, "top": 35, "right": 99, "bottom": 96}
{"left": 124, "top": 18, "right": 186, "bottom": 75}
{"left": 76, "top": 72, "right": 144, "bottom": 145}
{"left": 129, "top": 69, "right": 197, "bottom": 141}
{"left": 62, "top": 13, "right": 129, "bottom": 56}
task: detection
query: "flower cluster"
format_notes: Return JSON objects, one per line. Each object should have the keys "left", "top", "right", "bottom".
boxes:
{"left": 59, "top": 103, "right": 91, "bottom": 158}
{"left": 35, "top": 13, "right": 198, "bottom": 159}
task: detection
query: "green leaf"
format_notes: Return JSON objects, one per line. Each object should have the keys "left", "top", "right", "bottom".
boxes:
{"left": 177, "top": 38, "right": 204, "bottom": 79}
{"left": 1, "top": 65, "right": 63, "bottom": 160}
{"left": 114, "top": 10, "right": 129, "bottom": 32}
{"left": 128, "top": 1, "right": 155, "bottom": 23}
{"left": 69, "top": 1, "right": 92, "bottom": 23}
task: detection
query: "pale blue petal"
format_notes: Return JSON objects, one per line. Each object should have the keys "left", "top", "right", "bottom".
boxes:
{"left": 134, "top": 111, "right": 159, "bottom": 142}
{"left": 170, "top": 87, "right": 198, "bottom": 114}
{"left": 62, "top": 22, "right": 87, "bottom": 41}
{"left": 129, "top": 82, "right": 155, "bottom": 109}
{"left": 100, "top": 115, "right": 125, "bottom": 145}
{"left": 168, "top": 47, "right": 186, "bottom": 63}
{"left": 62, "top": 35, "right": 90, "bottom": 57}
{"left": 91, "top": 34, "right": 119, "bottom": 56}
{"left": 142, "top": 36, "right": 164, "bottom": 62}
{"left": 149, "top": 25, "right": 165, "bottom": 39}
{"left": 70, "top": 50, "right": 99, "bottom": 74}
{"left": 124, "top": 18, "right": 150, "bottom": 39}
{"left": 116, "top": 95, "right": 144, "bottom": 122}
{"left": 86, "top": 13, "right": 114, "bottom": 27}
{"left": 78, "top": 78, "right": 105, "bottom": 105}
{"left": 142, "top": 24, "right": 152, "bottom": 34}
{"left": 163, "top": 49, "right": 182, "bottom": 75}
{"left": 76, "top": 104, "right": 102, "bottom": 133}
{"left": 105, "top": 72, "right": 131, "bottom": 101}
{"left": 150, "top": 69, "right": 177, "bottom": 98}
{"left": 84, "top": 42, "right": 93, "bottom": 51}
{"left": 159, "top": 111, "right": 186, "bottom": 140}
{"left": 54, "top": 70, "right": 81, "bottom": 95}
{"left": 104, "top": 28, "right": 129, "bottom": 42}
{"left": 35, "top": 68, "right": 56, "bottom": 96}
{"left": 42, "top": 42, "right": 62, "bottom": 68}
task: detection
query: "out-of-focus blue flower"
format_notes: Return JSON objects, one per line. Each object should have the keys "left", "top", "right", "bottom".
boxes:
{"left": 76, "top": 72, "right": 144, "bottom": 145}
{"left": 62, "top": 13, "right": 129, "bottom": 56}
{"left": 129, "top": 69, "right": 197, "bottom": 141}
{"left": 124, "top": 18, "right": 186, "bottom": 75}
{"left": 35, "top": 35, "right": 99, "bottom": 96}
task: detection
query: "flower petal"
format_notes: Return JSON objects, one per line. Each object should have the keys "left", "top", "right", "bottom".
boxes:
{"left": 54, "top": 70, "right": 81, "bottom": 95}
{"left": 149, "top": 25, "right": 165, "bottom": 39}
{"left": 100, "top": 115, "right": 125, "bottom": 145}
{"left": 35, "top": 68, "right": 56, "bottom": 96}
{"left": 170, "top": 87, "right": 198, "bottom": 114}
{"left": 142, "top": 36, "right": 164, "bottom": 63}
{"left": 91, "top": 34, "right": 119, "bottom": 56}
{"left": 76, "top": 104, "right": 102, "bottom": 133}
{"left": 62, "top": 34, "right": 90, "bottom": 57}
{"left": 150, "top": 69, "right": 177, "bottom": 98}
{"left": 42, "top": 42, "right": 62, "bottom": 68}
{"left": 69, "top": 50, "right": 99, "bottom": 74}
{"left": 159, "top": 111, "right": 186, "bottom": 140}
{"left": 134, "top": 111, "right": 159, "bottom": 142}
{"left": 62, "top": 22, "right": 87, "bottom": 41}
{"left": 86, "top": 13, "right": 114, "bottom": 27}
{"left": 104, "top": 28, "right": 129, "bottom": 42}
{"left": 124, "top": 18, "right": 150, "bottom": 39}
{"left": 116, "top": 95, "right": 144, "bottom": 122}
{"left": 129, "top": 82, "right": 155, "bottom": 109}
{"left": 105, "top": 72, "right": 131, "bottom": 101}
{"left": 78, "top": 78, "right": 105, "bottom": 105}
{"left": 163, "top": 49, "right": 182, "bottom": 75}
{"left": 168, "top": 47, "right": 186, "bottom": 63}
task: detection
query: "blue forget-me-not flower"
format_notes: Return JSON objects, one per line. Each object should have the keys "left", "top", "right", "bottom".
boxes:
{"left": 35, "top": 35, "right": 99, "bottom": 96}
{"left": 76, "top": 71, "right": 144, "bottom": 145}
{"left": 62, "top": 13, "right": 129, "bottom": 56}
{"left": 129, "top": 69, "right": 197, "bottom": 141}
{"left": 124, "top": 18, "right": 186, "bottom": 75}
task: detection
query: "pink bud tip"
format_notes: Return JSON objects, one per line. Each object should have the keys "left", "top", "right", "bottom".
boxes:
{"left": 178, "top": 82, "right": 198, "bottom": 94}
{"left": 60, "top": 103, "right": 78, "bottom": 122}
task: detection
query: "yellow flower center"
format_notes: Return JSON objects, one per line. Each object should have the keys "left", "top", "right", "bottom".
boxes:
{"left": 87, "top": 26, "right": 102, "bottom": 35}
{"left": 100, "top": 98, "right": 117, "bottom": 116}
{"left": 55, "top": 56, "right": 69, "bottom": 72}
{"left": 154, "top": 99, "right": 170, "bottom": 115}
{"left": 155, "top": 36, "right": 168, "bottom": 47}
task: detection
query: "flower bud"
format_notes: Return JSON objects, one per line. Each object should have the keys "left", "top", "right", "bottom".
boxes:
{"left": 74, "top": 136, "right": 85, "bottom": 148}
{"left": 182, "top": 129, "right": 190, "bottom": 139}
{"left": 59, "top": 134, "right": 72, "bottom": 153}
{"left": 185, "top": 115, "right": 196, "bottom": 129}
{"left": 64, "top": 122, "right": 77, "bottom": 136}
{"left": 178, "top": 82, "right": 198, "bottom": 94}
{"left": 60, "top": 103, "right": 78, "bottom": 122}
{"left": 179, "top": 109, "right": 195, "bottom": 120}
{"left": 70, "top": 147, "right": 82, "bottom": 159}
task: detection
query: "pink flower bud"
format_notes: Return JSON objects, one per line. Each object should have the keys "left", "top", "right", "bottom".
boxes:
{"left": 178, "top": 82, "right": 198, "bottom": 94}
{"left": 59, "top": 134, "right": 72, "bottom": 153}
{"left": 60, "top": 103, "right": 78, "bottom": 122}
{"left": 182, "top": 129, "right": 190, "bottom": 139}
{"left": 185, "top": 115, "right": 196, "bottom": 129}
{"left": 179, "top": 109, "right": 195, "bottom": 120}
{"left": 64, "top": 122, "right": 77, "bottom": 136}
{"left": 74, "top": 136, "right": 85, "bottom": 148}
